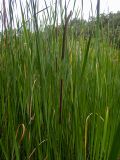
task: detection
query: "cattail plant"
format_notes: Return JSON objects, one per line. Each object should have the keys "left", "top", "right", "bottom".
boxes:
{"left": 0, "top": 0, "right": 120, "bottom": 159}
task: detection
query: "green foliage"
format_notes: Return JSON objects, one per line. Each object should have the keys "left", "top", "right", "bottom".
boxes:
{"left": 69, "top": 11, "right": 120, "bottom": 48}
{"left": 0, "top": 0, "right": 120, "bottom": 160}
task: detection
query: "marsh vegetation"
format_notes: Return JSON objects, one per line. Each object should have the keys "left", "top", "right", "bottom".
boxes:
{"left": 0, "top": 0, "right": 120, "bottom": 159}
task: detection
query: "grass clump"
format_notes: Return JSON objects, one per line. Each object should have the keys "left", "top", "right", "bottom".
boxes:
{"left": 0, "top": 0, "right": 120, "bottom": 159}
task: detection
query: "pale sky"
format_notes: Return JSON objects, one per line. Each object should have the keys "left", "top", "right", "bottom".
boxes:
{"left": 0, "top": 0, "right": 120, "bottom": 29}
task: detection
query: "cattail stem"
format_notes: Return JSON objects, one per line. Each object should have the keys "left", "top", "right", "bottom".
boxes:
{"left": 59, "top": 79, "right": 63, "bottom": 123}
{"left": 59, "top": 11, "right": 72, "bottom": 124}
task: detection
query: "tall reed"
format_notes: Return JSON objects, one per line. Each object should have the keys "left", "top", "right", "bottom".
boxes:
{"left": 0, "top": 0, "right": 120, "bottom": 159}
